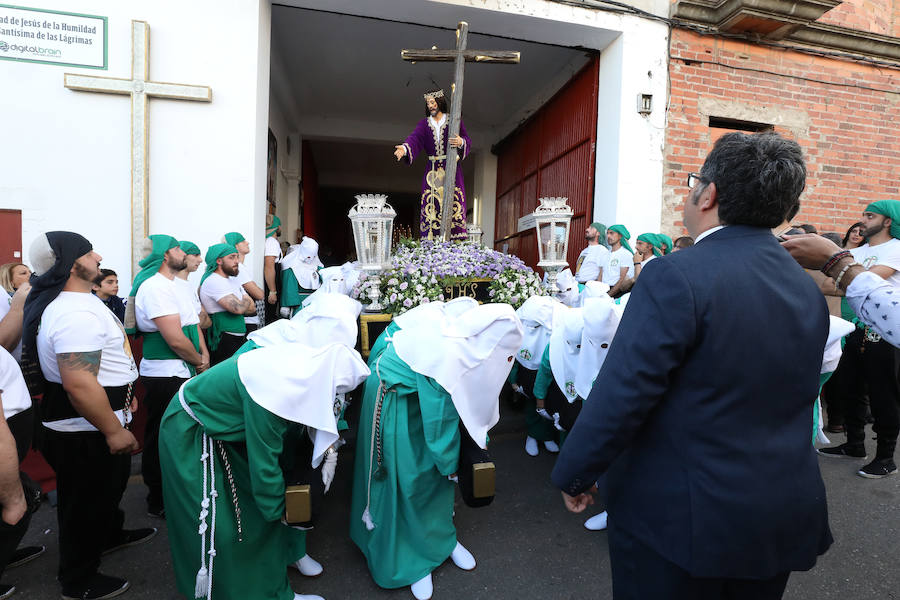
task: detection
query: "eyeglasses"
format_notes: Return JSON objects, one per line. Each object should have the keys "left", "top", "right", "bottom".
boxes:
{"left": 687, "top": 173, "right": 708, "bottom": 189}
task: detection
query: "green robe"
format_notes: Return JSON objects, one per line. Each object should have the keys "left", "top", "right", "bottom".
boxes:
{"left": 349, "top": 335, "right": 460, "bottom": 589}
{"left": 508, "top": 362, "right": 556, "bottom": 442}
{"left": 159, "top": 357, "right": 306, "bottom": 600}
{"left": 281, "top": 268, "right": 320, "bottom": 311}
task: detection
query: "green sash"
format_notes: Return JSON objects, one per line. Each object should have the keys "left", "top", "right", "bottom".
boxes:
{"left": 208, "top": 311, "right": 246, "bottom": 352}
{"left": 142, "top": 326, "right": 201, "bottom": 376}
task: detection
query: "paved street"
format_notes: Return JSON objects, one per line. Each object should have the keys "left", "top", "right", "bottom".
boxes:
{"left": 10, "top": 419, "right": 900, "bottom": 600}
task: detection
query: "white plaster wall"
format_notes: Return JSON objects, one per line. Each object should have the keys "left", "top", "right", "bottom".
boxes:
{"left": 0, "top": 0, "right": 270, "bottom": 285}
{"left": 472, "top": 151, "right": 498, "bottom": 246}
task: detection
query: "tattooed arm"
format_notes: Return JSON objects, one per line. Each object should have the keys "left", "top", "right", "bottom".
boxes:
{"left": 57, "top": 350, "right": 138, "bottom": 454}
{"left": 216, "top": 294, "right": 253, "bottom": 315}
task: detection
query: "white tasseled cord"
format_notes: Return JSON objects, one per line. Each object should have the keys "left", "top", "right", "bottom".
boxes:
{"left": 206, "top": 437, "right": 219, "bottom": 599}
{"left": 362, "top": 352, "right": 387, "bottom": 532}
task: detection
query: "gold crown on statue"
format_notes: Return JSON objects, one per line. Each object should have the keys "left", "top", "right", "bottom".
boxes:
{"left": 423, "top": 89, "right": 444, "bottom": 100}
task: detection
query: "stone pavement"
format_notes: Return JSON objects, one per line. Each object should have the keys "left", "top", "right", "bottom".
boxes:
{"left": 10, "top": 425, "right": 899, "bottom": 600}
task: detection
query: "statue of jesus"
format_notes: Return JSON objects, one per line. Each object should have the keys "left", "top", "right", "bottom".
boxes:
{"left": 393, "top": 90, "right": 471, "bottom": 241}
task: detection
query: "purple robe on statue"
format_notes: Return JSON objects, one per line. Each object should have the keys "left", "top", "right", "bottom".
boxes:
{"left": 401, "top": 116, "right": 471, "bottom": 240}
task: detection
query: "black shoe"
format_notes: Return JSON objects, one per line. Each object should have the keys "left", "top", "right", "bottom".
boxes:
{"left": 857, "top": 458, "right": 898, "bottom": 479}
{"left": 817, "top": 443, "right": 867, "bottom": 459}
{"left": 0, "top": 584, "right": 15, "bottom": 600}
{"left": 102, "top": 527, "right": 157, "bottom": 555}
{"left": 7, "top": 545, "right": 45, "bottom": 568}
{"left": 61, "top": 574, "right": 129, "bottom": 600}
{"left": 146, "top": 505, "right": 165, "bottom": 519}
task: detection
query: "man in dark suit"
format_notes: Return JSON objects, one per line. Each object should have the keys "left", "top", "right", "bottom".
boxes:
{"left": 552, "top": 131, "right": 832, "bottom": 600}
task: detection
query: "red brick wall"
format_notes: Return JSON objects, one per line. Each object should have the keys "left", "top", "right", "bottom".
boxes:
{"left": 818, "top": 0, "right": 897, "bottom": 36}
{"left": 663, "top": 29, "right": 900, "bottom": 237}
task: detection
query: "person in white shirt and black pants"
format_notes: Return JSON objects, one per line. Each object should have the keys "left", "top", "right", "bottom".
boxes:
{"left": 22, "top": 232, "right": 156, "bottom": 600}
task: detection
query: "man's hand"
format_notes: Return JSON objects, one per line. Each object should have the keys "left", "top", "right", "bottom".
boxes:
{"left": 781, "top": 234, "right": 841, "bottom": 270}
{"left": 449, "top": 136, "right": 464, "bottom": 149}
{"left": 106, "top": 428, "right": 139, "bottom": 455}
{"left": 197, "top": 352, "right": 210, "bottom": 373}
{"left": 267, "top": 291, "right": 278, "bottom": 305}
{"left": 393, "top": 145, "right": 406, "bottom": 161}
{"left": 9, "top": 281, "right": 30, "bottom": 311}
{"left": 633, "top": 250, "right": 644, "bottom": 264}
{"left": 561, "top": 486, "right": 597, "bottom": 513}
{"left": 129, "top": 395, "right": 138, "bottom": 414}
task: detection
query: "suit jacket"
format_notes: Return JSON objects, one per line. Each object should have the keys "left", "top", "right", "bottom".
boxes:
{"left": 551, "top": 225, "right": 832, "bottom": 579}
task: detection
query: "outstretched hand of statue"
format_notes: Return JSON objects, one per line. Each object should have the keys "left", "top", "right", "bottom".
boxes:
{"left": 393, "top": 145, "right": 407, "bottom": 161}
{"left": 448, "top": 136, "right": 464, "bottom": 149}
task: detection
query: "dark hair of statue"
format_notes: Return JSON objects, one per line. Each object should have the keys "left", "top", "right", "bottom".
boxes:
{"left": 424, "top": 94, "right": 449, "bottom": 117}
{"left": 699, "top": 132, "right": 807, "bottom": 229}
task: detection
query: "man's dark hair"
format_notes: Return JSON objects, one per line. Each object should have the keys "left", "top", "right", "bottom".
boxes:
{"left": 424, "top": 93, "right": 449, "bottom": 117}
{"left": 674, "top": 236, "right": 694, "bottom": 249}
{"left": 797, "top": 223, "right": 817, "bottom": 234}
{"left": 785, "top": 201, "right": 801, "bottom": 222}
{"left": 93, "top": 268, "right": 117, "bottom": 286}
{"left": 821, "top": 232, "right": 843, "bottom": 245}
{"left": 700, "top": 132, "right": 806, "bottom": 228}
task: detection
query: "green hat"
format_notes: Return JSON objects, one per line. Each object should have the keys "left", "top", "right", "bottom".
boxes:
{"left": 179, "top": 240, "right": 201, "bottom": 255}
{"left": 590, "top": 222, "right": 609, "bottom": 249}
{"left": 266, "top": 215, "right": 281, "bottom": 238}
{"left": 865, "top": 200, "right": 900, "bottom": 240}
{"left": 128, "top": 234, "right": 179, "bottom": 298}
{"left": 637, "top": 233, "right": 663, "bottom": 257}
{"left": 224, "top": 232, "right": 245, "bottom": 247}
{"left": 608, "top": 224, "right": 633, "bottom": 254}
{"left": 658, "top": 234, "right": 673, "bottom": 255}
{"left": 200, "top": 243, "right": 239, "bottom": 286}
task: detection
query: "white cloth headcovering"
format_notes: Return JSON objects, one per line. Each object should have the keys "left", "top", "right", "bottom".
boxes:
{"left": 302, "top": 266, "right": 346, "bottom": 308}
{"left": 341, "top": 261, "right": 362, "bottom": 293}
{"left": 822, "top": 316, "right": 855, "bottom": 374}
{"left": 514, "top": 295, "right": 560, "bottom": 370}
{"left": 580, "top": 280, "right": 610, "bottom": 302}
{"left": 552, "top": 268, "right": 580, "bottom": 307}
{"left": 392, "top": 297, "right": 479, "bottom": 332}
{"left": 574, "top": 296, "right": 622, "bottom": 399}
{"left": 392, "top": 302, "right": 523, "bottom": 448}
{"left": 549, "top": 305, "right": 584, "bottom": 402}
{"left": 238, "top": 343, "right": 370, "bottom": 467}
{"left": 248, "top": 293, "right": 361, "bottom": 348}
{"left": 281, "top": 236, "right": 323, "bottom": 289}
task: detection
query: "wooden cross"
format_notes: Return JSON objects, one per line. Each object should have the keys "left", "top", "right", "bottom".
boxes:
{"left": 402, "top": 22, "right": 519, "bottom": 241}
{"left": 64, "top": 20, "right": 212, "bottom": 275}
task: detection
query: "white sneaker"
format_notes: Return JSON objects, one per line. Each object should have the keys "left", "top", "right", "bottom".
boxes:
{"left": 543, "top": 440, "right": 560, "bottom": 453}
{"left": 291, "top": 554, "right": 323, "bottom": 577}
{"left": 450, "top": 541, "right": 476, "bottom": 570}
{"left": 525, "top": 436, "right": 539, "bottom": 457}
{"left": 293, "top": 595, "right": 324, "bottom": 600}
{"left": 410, "top": 573, "right": 433, "bottom": 600}
{"left": 584, "top": 511, "right": 608, "bottom": 531}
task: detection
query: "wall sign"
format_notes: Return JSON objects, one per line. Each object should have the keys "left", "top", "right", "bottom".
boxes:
{"left": 0, "top": 4, "right": 106, "bottom": 69}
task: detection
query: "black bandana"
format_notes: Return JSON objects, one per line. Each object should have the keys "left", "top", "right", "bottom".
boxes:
{"left": 22, "top": 232, "right": 93, "bottom": 365}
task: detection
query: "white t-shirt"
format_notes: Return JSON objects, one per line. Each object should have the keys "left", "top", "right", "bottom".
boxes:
{"left": 575, "top": 244, "right": 610, "bottom": 283}
{"left": 0, "top": 346, "right": 30, "bottom": 420}
{"left": 135, "top": 273, "right": 199, "bottom": 378}
{"left": 602, "top": 247, "right": 635, "bottom": 287}
{"left": 234, "top": 262, "right": 259, "bottom": 325}
{"left": 0, "top": 296, "right": 22, "bottom": 362}
{"left": 37, "top": 291, "right": 138, "bottom": 432}
{"left": 850, "top": 238, "right": 900, "bottom": 287}
{"left": 264, "top": 236, "right": 282, "bottom": 261}
{"left": 200, "top": 273, "right": 247, "bottom": 316}
{"left": 175, "top": 277, "right": 202, "bottom": 323}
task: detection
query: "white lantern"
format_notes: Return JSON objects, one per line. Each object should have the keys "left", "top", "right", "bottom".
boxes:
{"left": 466, "top": 222, "right": 483, "bottom": 245}
{"left": 349, "top": 194, "right": 396, "bottom": 312}
{"left": 533, "top": 197, "right": 573, "bottom": 290}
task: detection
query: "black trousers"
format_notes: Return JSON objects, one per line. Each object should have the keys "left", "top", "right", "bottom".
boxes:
{"left": 0, "top": 409, "right": 36, "bottom": 581}
{"left": 840, "top": 329, "right": 900, "bottom": 458}
{"left": 210, "top": 333, "right": 247, "bottom": 366}
{"left": 608, "top": 520, "right": 790, "bottom": 600}
{"left": 40, "top": 429, "right": 130, "bottom": 587}
{"left": 140, "top": 376, "right": 186, "bottom": 510}
{"left": 263, "top": 263, "right": 283, "bottom": 326}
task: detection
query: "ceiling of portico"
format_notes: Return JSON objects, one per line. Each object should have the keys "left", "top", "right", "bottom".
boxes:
{"left": 270, "top": 5, "right": 602, "bottom": 190}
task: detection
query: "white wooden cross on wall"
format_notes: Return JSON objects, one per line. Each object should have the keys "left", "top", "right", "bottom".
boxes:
{"left": 64, "top": 20, "right": 212, "bottom": 275}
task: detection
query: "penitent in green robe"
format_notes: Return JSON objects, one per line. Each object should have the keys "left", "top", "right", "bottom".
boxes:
{"left": 159, "top": 356, "right": 307, "bottom": 600}
{"left": 349, "top": 333, "right": 461, "bottom": 589}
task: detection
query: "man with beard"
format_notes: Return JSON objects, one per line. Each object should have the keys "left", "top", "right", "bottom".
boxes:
{"left": 23, "top": 232, "right": 155, "bottom": 600}
{"left": 199, "top": 244, "right": 255, "bottom": 365}
{"left": 174, "top": 240, "right": 210, "bottom": 329}
{"left": 603, "top": 225, "right": 635, "bottom": 297}
{"left": 818, "top": 200, "right": 900, "bottom": 478}
{"left": 575, "top": 223, "right": 610, "bottom": 284}
{"left": 131, "top": 235, "right": 209, "bottom": 517}
{"left": 393, "top": 89, "right": 471, "bottom": 241}
{"left": 224, "top": 232, "right": 264, "bottom": 334}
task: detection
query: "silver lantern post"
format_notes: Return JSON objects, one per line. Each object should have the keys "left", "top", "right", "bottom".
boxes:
{"left": 532, "top": 197, "right": 573, "bottom": 290}
{"left": 349, "top": 194, "right": 396, "bottom": 312}
{"left": 466, "top": 222, "right": 483, "bottom": 245}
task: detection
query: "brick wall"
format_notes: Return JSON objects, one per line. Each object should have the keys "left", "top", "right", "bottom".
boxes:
{"left": 818, "top": 0, "right": 897, "bottom": 36}
{"left": 662, "top": 28, "right": 900, "bottom": 238}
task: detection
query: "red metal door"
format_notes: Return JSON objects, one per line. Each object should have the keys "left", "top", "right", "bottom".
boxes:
{"left": 0, "top": 210, "right": 22, "bottom": 265}
{"left": 493, "top": 56, "right": 599, "bottom": 272}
